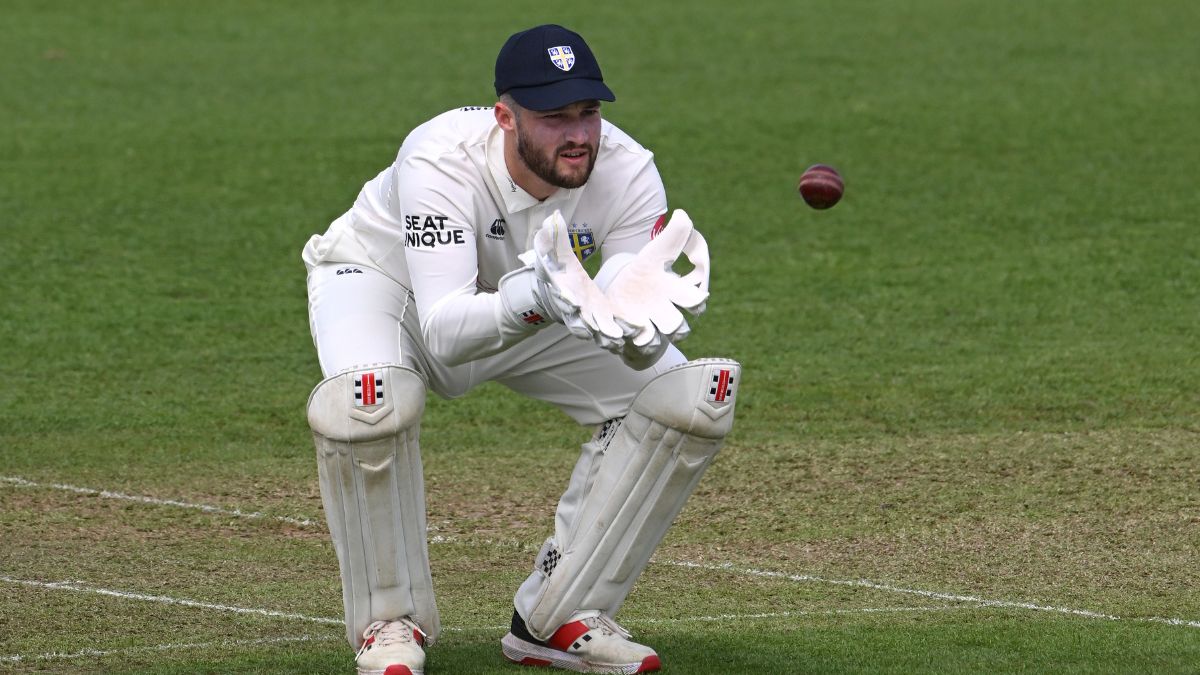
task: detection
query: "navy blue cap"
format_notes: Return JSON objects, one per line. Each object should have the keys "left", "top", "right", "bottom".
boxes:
{"left": 494, "top": 24, "right": 615, "bottom": 111}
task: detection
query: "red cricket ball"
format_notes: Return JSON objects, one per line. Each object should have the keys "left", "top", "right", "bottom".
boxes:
{"left": 798, "top": 164, "right": 844, "bottom": 210}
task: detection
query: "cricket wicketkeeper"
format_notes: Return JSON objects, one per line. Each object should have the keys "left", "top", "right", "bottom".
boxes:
{"left": 302, "top": 24, "right": 740, "bottom": 675}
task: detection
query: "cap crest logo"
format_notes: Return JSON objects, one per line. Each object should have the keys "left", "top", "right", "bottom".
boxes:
{"left": 547, "top": 46, "right": 575, "bottom": 72}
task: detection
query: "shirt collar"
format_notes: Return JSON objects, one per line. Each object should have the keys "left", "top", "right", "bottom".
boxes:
{"left": 486, "top": 125, "right": 576, "bottom": 213}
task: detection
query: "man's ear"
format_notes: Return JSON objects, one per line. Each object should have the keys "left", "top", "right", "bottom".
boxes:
{"left": 495, "top": 101, "right": 517, "bottom": 132}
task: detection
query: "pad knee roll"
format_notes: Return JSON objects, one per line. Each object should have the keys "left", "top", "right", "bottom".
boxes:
{"left": 308, "top": 365, "right": 425, "bottom": 445}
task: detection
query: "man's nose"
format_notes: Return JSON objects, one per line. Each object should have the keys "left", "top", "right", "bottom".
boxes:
{"left": 564, "top": 120, "right": 591, "bottom": 145}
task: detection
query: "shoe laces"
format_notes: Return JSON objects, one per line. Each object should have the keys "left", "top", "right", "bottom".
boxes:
{"left": 361, "top": 617, "right": 426, "bottom": 649}
{"left": 581, "top": 614, "right": 632, "bottom": 640}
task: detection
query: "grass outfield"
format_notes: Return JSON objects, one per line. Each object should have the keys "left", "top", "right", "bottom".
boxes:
{"left": 3, "top": 0, "right": 1199, "bottom": 672}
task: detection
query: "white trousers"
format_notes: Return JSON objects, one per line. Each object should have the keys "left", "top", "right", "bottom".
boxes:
{"left": 307, "top": 262, "right": 686, "bottom": 621}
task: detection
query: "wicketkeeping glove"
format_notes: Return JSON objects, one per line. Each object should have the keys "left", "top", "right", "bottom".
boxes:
{"left": 517, "top": 210, "right": 627, "bottom": 352}
{"left": 604, "top": 209, "right": 710, "bottom": 348}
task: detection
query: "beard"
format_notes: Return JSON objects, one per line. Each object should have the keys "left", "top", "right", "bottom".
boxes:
{"left": 516, "top": 124, "right": 598, "bottom": 189}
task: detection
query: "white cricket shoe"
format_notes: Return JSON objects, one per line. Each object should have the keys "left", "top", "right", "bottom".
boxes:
{"left": 356, "top": 618, "right": 426, "bottom": 675}
{"left": 501, "top": 610, "right": 661, "bottom": 674}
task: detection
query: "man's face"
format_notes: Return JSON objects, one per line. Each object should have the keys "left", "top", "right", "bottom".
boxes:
{"left": 513, "top": 100, "right": 602, "bottom": 189}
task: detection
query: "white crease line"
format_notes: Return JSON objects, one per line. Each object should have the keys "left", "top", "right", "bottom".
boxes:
{"left": 0, "top": 574, "right": 503, "bottom": 634}
{"left": 657, "top": 560, "right": 1200, "bottom": 630}
{"left": 444, "top": 606, "right": 955, "bottom": 634}
{"left": 0, "top": 581, "right": 954, "bottom": 665}
{"left": 0, "top": 475, "right": 319, "bottom": 527}
{"left": 0, "top": 574, "right": 955, "bottom": 632}
{"left": 0, "top": 576, "right": 343, "bottom": 625}
{"left": 429, "top": 533, "right": 535, "bottom": 550}
{"left": 626, "top": 605, "right": 969, "bottom": 625}
{"left": 1, "top": 634, "right": 341, "bottom": 664}
{"left": 0, "top": 610, "right": 945, "bottom": 664}
{"left": 9, "top": 474, "right": 1199, "bottom": 631}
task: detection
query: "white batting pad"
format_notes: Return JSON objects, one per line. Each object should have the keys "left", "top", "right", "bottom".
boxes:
{"left": 308, "top": 365, "right": 440, "bottom": 646}
{"left": 524, "top": 358, "right": 740, "bottom": 639}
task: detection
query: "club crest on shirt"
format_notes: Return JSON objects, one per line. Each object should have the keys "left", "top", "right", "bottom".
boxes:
{"left": 547, "top": 46, "right": 575, "bottom": 71}
{"left": 568, "top": 222, "right": 596, "bottom": 262}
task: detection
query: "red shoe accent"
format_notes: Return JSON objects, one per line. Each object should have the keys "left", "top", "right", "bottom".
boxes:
{"left": 637, "top": 655, "right": 662, "bottom": 672}
{"left": 548, "top": 620, "right": 590, "bottom": 651}
{"left": 514, "top": 656, "right": 552, "bottom": 667}
{"left": 382, "top": 666, "right": 413, "bottom": 675}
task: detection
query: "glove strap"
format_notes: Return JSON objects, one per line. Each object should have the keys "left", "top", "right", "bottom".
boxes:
{"left": 497, "top": 266, "right": 558, "bottom": 331}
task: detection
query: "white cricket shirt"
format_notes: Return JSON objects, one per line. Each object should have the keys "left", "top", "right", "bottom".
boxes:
{"left": 302, "top": 106, "right": 668, "bottom": 366}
